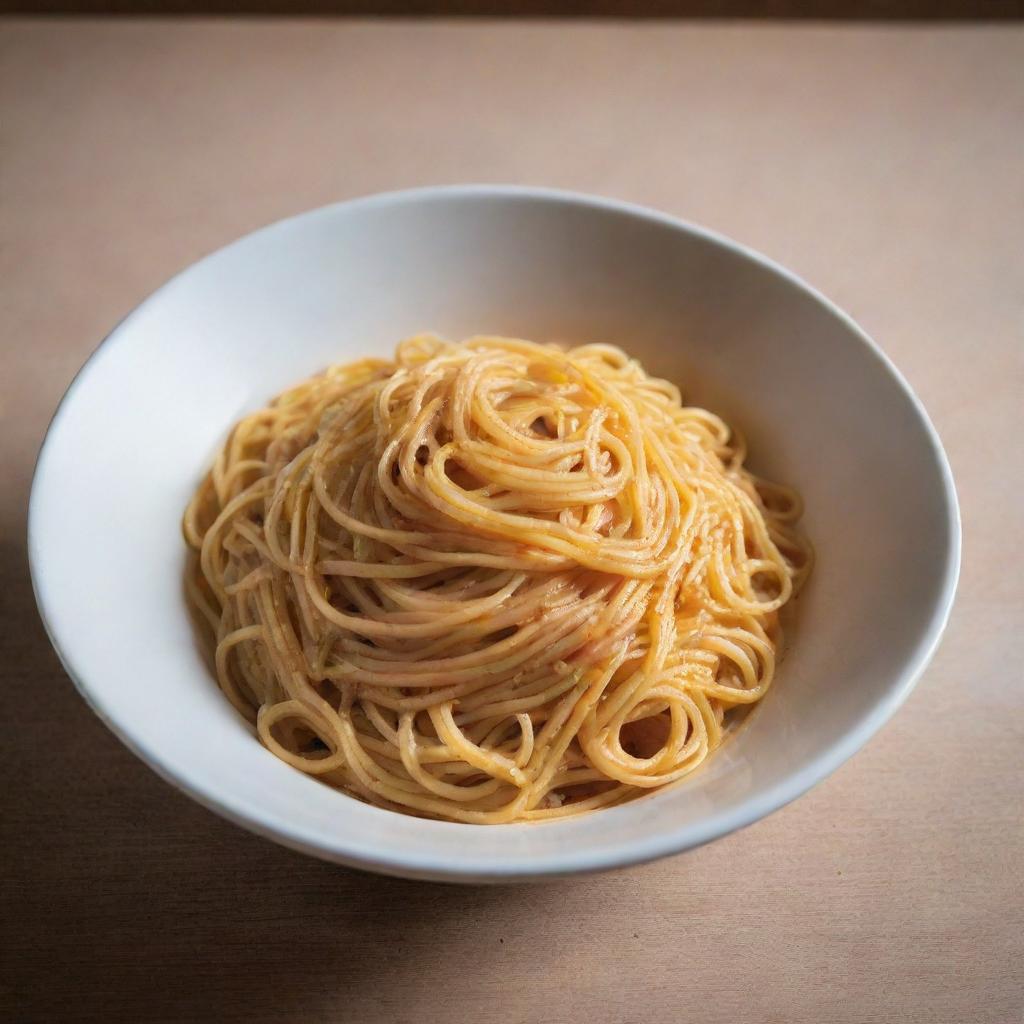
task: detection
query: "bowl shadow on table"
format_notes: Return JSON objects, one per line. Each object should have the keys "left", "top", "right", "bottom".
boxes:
{"left": 4, "top": 535, "right": 617, "bottom": 1023}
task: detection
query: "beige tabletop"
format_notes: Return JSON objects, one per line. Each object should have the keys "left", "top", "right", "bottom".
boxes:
{"left": 2, "top": 18, "right": 1022, "bottom": 1024}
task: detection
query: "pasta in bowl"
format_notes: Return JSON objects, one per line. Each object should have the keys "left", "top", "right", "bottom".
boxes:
{"left": 184, "top": 335, "right": 810, "bottom": 823}
{"left": 30, "top": 187, "right": 958, "bottom": 880}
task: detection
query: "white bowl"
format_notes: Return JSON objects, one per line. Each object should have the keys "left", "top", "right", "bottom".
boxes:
{"left": 29, "top": 186, "right": 960, "bottom": 882}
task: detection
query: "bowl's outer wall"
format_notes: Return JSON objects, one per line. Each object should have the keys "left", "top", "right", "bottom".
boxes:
{"left": 29, "top": 188, "right": 959, "bottom": 881}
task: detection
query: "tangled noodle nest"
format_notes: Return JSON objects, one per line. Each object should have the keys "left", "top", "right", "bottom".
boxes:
{"left": 184, "top": 335, "right": 811, "bottom": 823}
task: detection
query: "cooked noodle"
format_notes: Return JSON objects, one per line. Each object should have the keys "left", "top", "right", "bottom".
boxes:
{"left": 183, "top": 335, "right": 811, "bottom": 823}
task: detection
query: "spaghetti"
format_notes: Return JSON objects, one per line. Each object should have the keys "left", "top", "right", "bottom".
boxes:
{"left": 184, "top": 335, "right": 811, "bottom": 823}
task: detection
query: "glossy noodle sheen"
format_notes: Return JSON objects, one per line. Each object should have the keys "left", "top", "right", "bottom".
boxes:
{"left": 183, "top": 335, "right": 812, "bottom": 823}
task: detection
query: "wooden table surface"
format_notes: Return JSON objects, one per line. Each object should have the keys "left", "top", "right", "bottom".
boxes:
{"left": 2, "top": 19, "right": 1022, "bottom": 1024}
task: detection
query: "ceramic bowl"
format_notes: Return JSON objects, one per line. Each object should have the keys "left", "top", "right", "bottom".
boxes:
{"left": 29, "top": 187, "right": 960, "bottom": 882}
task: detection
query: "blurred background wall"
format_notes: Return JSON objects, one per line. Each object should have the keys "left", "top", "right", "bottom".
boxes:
{"left": 5, "top": 0, "right": 1022, "bottom": 18}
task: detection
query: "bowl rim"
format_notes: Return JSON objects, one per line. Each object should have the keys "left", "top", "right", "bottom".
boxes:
{"left": 28, "top": 184, "right": 962, "bottom": 881}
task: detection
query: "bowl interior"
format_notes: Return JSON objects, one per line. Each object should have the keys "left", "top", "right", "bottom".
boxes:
{"left": 30, "top": 188, "right": 958, "bottom": 881}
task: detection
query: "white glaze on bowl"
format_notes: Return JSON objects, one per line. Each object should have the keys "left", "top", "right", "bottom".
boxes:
{"left": 29, "top": 187, "right": 960, "bottom": 882}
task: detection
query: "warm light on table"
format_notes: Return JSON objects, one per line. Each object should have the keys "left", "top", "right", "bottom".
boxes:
{"left": 2, "top": 18, "right": 1021, "bottom": 1024}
